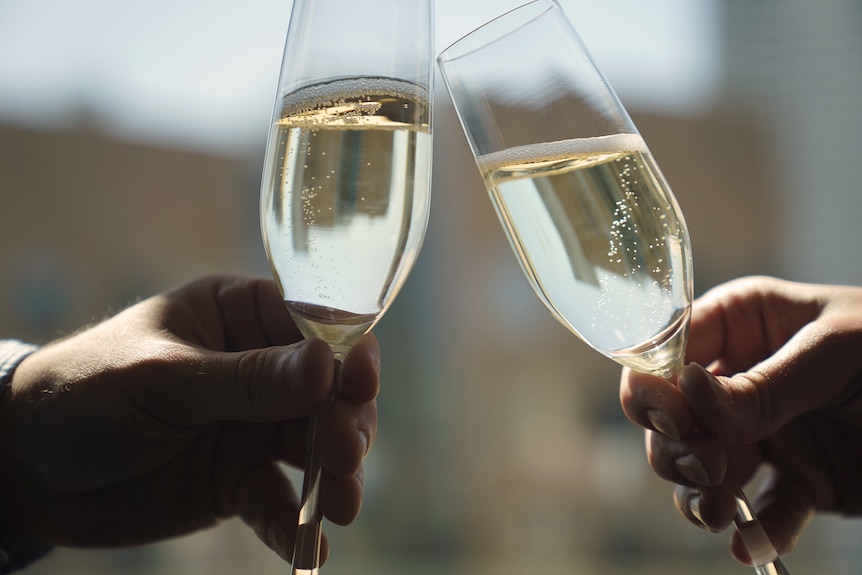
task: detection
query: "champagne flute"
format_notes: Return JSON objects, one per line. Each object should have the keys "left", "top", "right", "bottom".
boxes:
{"left": 259, "top": 0, "right": 433, "bottom": 572}
{"left": 438, "top": 2, "right": 788, "bottom": 574}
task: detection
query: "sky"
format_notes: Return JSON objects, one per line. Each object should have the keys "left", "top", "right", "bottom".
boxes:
{"left": 0, "top": 0, "right": 720, "bottom": 154}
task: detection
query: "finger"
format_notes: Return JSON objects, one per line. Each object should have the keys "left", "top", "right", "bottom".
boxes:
{"left": 319, "top": 467, "right": 365, "bottom": 526}
{"left": 274, "top": 419, "right": 311, "bottom": 469}
{"left": 317, "top": 398, "right": 376, "bottom": 479}
{"left": 683, "top": 276, "right": 820, "bottom": 372}
{"left": 675, "top": 463, "right": 815, "bottom": 565}
{"left": 730, "top": 471, "right": 815, "bottom": 562}
{"left": 165, "top": 275, "right": 303, "bottom": 351}
{"left": 339, "top": 333, "right": 381, "bottom": 405}
{"left": 215, "top": 276, "right": 304, "bottom": 350}
{"left": 684, "top": 279, "right": 775, "bottom": 372}
{"left": 674, "top": 484, "right": 736, "bottom": 534}
{"left": 645, "top": 430, "right": 727, "bottom": 488}
{"left": 177, "top": 338, "right": 335, "bottom": 424}
{"left": 234, "top": 462, "right": 302, "bottom": 562}
{"left": 620, "top": 368, "right": 696, "bottom": 440}
{"left": 679, "top": 344, "right": 859, "bottom": 444}
{"left": 236, "top": 464, "right": 332, "bottom": 565}
{"left": 313, "top": 333, "right": 379, "bottom": 478}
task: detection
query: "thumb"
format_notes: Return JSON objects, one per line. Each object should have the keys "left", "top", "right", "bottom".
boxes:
{"left": 177, "top": 338, "right": 335, "bottom": 424}
{"left": 679, "top": 320, "right": 861, "bottom": 444}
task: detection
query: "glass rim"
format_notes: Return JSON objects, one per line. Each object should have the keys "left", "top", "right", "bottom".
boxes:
{"left": 437, "top": 0, "right": 558, "bottom": 64}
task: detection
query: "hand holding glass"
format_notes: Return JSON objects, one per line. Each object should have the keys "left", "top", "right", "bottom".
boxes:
{"left": 438, "top": 2, "right": 788, "bottom": 573}
{"left": 259, "top": 0, "right": 433, "bottom": 572}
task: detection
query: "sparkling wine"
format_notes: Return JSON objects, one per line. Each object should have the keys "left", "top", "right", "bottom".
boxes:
{"left": 478, "top": 133, "right": 692, "bottom": 377}
{"left": 261, "top": 77, "right": 432, "bottom": 356}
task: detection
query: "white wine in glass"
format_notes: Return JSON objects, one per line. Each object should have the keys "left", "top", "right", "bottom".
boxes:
{"left": 478, "top": 133, "right": 690, "bottom": 379}
{"left": 438, "top": 2, "right": 788, "bottom": 574}
{"left": 259, "top": 1, "right": 433, "bottom": 572}
{"left": 263, "top": 78, "right": 433, "bottom": 358}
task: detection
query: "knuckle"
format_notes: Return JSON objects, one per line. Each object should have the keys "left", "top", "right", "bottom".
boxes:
{"left": 726, "top": 370, "right": 773, "bottom": 441}
{"left": 233, "top": 350, "right": 271, "bottom": 418}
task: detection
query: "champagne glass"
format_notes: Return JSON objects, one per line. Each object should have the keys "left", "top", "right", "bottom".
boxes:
{"left": 438, "top": 2, "right": 788, "bottom": 574}
{"left": 259, "top": 0, "right": 433, "bottom": 572}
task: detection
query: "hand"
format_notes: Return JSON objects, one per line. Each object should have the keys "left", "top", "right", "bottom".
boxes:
{"left": 0, "top": 275, "right": 380, "bottom": 564}
{"left": 619, "top": 275, "right": 862, "bottom": 564}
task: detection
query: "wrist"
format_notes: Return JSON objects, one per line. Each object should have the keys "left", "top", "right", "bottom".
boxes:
{"left": 0, "top": 341, "right": 53, "bottom": 572}
{"left": 0, "top": 341, "right": 38, "bottom": 393}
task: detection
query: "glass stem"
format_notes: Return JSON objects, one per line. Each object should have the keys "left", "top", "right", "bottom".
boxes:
{"left": 292, "top": 359, "right": 342, "bottom": 575}
{"left": 731, "top": 480, "right": 791, "bottom": 575}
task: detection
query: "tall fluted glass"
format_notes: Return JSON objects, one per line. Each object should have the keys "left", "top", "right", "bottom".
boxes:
{"left": 438, "top": 2, "right": 788, "bottom": 574}
{"left": 259, "top": 1, "right": 433, "bottom": 572}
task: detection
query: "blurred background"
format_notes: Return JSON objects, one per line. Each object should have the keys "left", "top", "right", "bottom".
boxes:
{"left": 2, "top": 0, "right": 862, "bottom": 573}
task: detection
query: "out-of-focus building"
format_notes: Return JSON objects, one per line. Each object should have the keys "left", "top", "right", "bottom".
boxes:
{"left": 0, "top": 121, "right": 266, "bottom": 342}
{"left": 722, "top": 0, "right": 862, "bottom": 285}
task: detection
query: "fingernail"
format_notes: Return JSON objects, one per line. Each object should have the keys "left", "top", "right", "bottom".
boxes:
{"left": 359, "top": 426, "right": 371, "bottom": 458}
{"left": 676, "top": 454, "right": 711, "bottom": 486}
{"left": 687, "top": 494, "right": 721, "bottom": 533}
{"left": 689, "top": 494, "right": 706, "bottom": 528}
{"left": 646, "top": 409, "right": 680, "bottom": 441}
